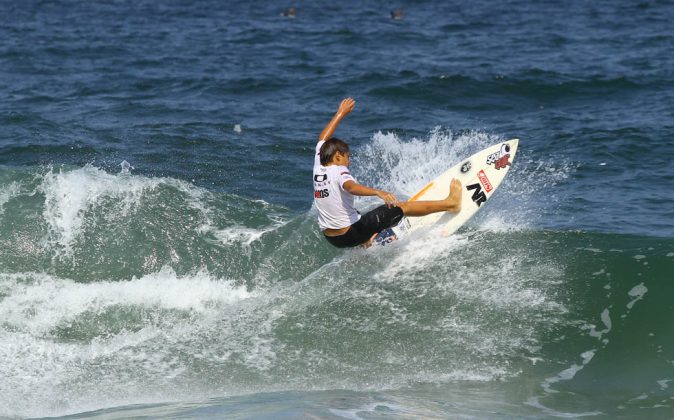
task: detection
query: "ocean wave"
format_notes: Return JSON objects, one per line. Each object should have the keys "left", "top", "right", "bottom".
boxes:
{"left": 0, "top": 141, "right": 672, "bottom": 418}
{"left": 0, "top": 164, "right": 291, "bottom": 280}
{"left": 367, "top": 71, "right": 662, "bottom": 106}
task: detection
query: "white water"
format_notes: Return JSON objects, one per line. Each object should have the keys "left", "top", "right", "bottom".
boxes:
{"left": 355, "top": 129, "right": 573, "bottom": 231}
{"left": 0, "top": 129, "right": 574, "bottom": 418}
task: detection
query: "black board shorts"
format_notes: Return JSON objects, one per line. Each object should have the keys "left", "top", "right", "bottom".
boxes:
{"left": 324, "top": 205, "right": 404, "bottom": 248}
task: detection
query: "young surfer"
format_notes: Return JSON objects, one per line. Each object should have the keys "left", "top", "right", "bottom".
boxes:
{"left": 313, "top": 98, "right": 462, "bottom": 248}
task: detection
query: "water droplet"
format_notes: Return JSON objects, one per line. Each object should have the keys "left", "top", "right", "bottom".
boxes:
{"left": 120, "top": 160, "right": 133, "bottom": 174}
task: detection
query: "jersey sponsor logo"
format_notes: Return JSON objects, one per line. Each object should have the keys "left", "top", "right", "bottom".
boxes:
{"left": 486, "top": 143, "right": 511, "bottom": 170}
{"left": 460, "top": 161, "right": 471, "bottom": 173}
{"left": 477, "top": 170, "right": 493, "bottom": 192}
{"left": 340, "top": 171, "right": 350, "bottom": 176}
{"left": 314, "top": 189, "right": 329, "bottom": 199}
{"left": 466, "top": 183, "right": 487, "bottom": 207}
{"left": 314, "top": 174, "right": 327, "bottom": 182}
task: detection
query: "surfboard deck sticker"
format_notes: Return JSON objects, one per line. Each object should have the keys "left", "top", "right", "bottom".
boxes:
{"left": 374, "top": 139, "right": 519, "bottom": 246}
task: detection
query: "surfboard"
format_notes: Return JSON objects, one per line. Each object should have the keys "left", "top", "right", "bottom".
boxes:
{"left": 374, "top": 139, "right": 519, "bottom": 246}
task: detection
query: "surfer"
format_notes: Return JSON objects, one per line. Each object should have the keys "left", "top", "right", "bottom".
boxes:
{"left": 314, "top": 98, "right": 462, "bottom": 248}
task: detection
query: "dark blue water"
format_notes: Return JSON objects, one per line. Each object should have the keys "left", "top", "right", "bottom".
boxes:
{"left": 1, "top": 1, "right": 673, "bottom": 418}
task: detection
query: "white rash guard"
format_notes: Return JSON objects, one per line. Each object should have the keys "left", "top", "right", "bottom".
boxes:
{"left": 313, "top": 140, "right": 361, "bottom": 230}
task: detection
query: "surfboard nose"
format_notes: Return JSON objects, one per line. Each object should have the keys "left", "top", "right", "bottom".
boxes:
{"left": 506, "top": 138, "right": 519, "bottom": 158}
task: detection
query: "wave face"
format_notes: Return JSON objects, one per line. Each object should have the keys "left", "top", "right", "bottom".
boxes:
{"left": 1, "top": 130, "right": 672, "bottom": 418}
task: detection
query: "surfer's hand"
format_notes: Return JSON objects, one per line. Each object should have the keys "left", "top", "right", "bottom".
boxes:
{"left": 337, "top": 97, "right": 355, "bottom": 116}
{"left": 377, "top": 190, "right": 400, "bottom": 208}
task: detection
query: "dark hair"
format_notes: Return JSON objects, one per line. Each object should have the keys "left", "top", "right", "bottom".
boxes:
{"left": 320, "top": 137, "right": 350, "bottom": 165}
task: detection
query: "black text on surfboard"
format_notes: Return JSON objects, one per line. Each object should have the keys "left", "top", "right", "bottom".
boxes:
{"left": 466, "top": 183, "right": 487, "bottom": 207}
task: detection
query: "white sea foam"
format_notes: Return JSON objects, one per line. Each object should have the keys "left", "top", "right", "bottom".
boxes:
{"left": 38, "top": 165, "right": 190, "bottom": 254}
{"left": 585, "top": 308, "right": 612, "bottom": 339}
{"left": 357, "top": 128, "right": 499, "bottom": 199}
{"left": 0, "top": 267, "right": 253, "bottom": 334}
{"left": 210, "top": 219, "right": 288, "bottom": 247}
{"left": 373, "top": 230, "right": 562, "bottom": 311}
{"left": 241, "top": 308, "right": 283, "bottom": 371}
{"left": 349, "top": 227, "right": 567, "bottom": 392}
{"left": 657, "top": 379, "right": 671, "bottom": 390}
{"left": 477, "top": 214, "right": 518, "bottom": 232}
{"left": 406, "top": 368, "right": 509, "bottom": 384}
{"left": 541, "top": 349, "right": 596, "bottom": 394}
{"left": 35, "top": 164, "right": 283, "bottom": 255}
{"left": 355, "top": 128, "right": 573, "bottom": 233}
{"left": 627, "top": 282, "right": 648, "bottom": 309}
{"left": 0, "top": 181, "right": 20, "bottom": 215}
{"left": 0, "top": 268, "right": 255, "bottom": 418}
{"left": 212, "top": 226, "right": 269, "bottom": 246}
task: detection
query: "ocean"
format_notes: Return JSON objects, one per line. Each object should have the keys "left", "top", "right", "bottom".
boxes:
{"left": 1, "top": 0, "right": 673, "bottom": 418}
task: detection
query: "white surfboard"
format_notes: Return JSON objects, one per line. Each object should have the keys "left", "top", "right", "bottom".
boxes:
{"left": 374, "top": 139, "right": 519, "bottom": 246}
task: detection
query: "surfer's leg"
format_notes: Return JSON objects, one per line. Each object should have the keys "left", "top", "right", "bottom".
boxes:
{"left": 399, "top": 179, "right": 462, "bottom": 217}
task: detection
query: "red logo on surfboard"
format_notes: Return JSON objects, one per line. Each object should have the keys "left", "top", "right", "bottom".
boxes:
{"left": 478, "top": 170, "right": 493, "bottom": 192}
{"left": 494, "top": 154, "right": 511, "bottom": 170}
{"left": 486, "top": 143, "right": 512, "bottom": 170}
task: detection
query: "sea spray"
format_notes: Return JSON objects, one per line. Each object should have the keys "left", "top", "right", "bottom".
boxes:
{"left": 355, "top": 129, "right": 574, "bottom": 231}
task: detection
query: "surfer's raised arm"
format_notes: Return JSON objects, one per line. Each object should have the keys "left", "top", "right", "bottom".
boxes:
{"left": 319, "top": 97, "right": 355, "bottom": 142}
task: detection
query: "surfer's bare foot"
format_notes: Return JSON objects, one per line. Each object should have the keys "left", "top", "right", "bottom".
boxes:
{"left": 398, "top": 179, "right": 462, "bottom": 217}
{"left": 445, "top": 178, "right": 462, "bottom": 212}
